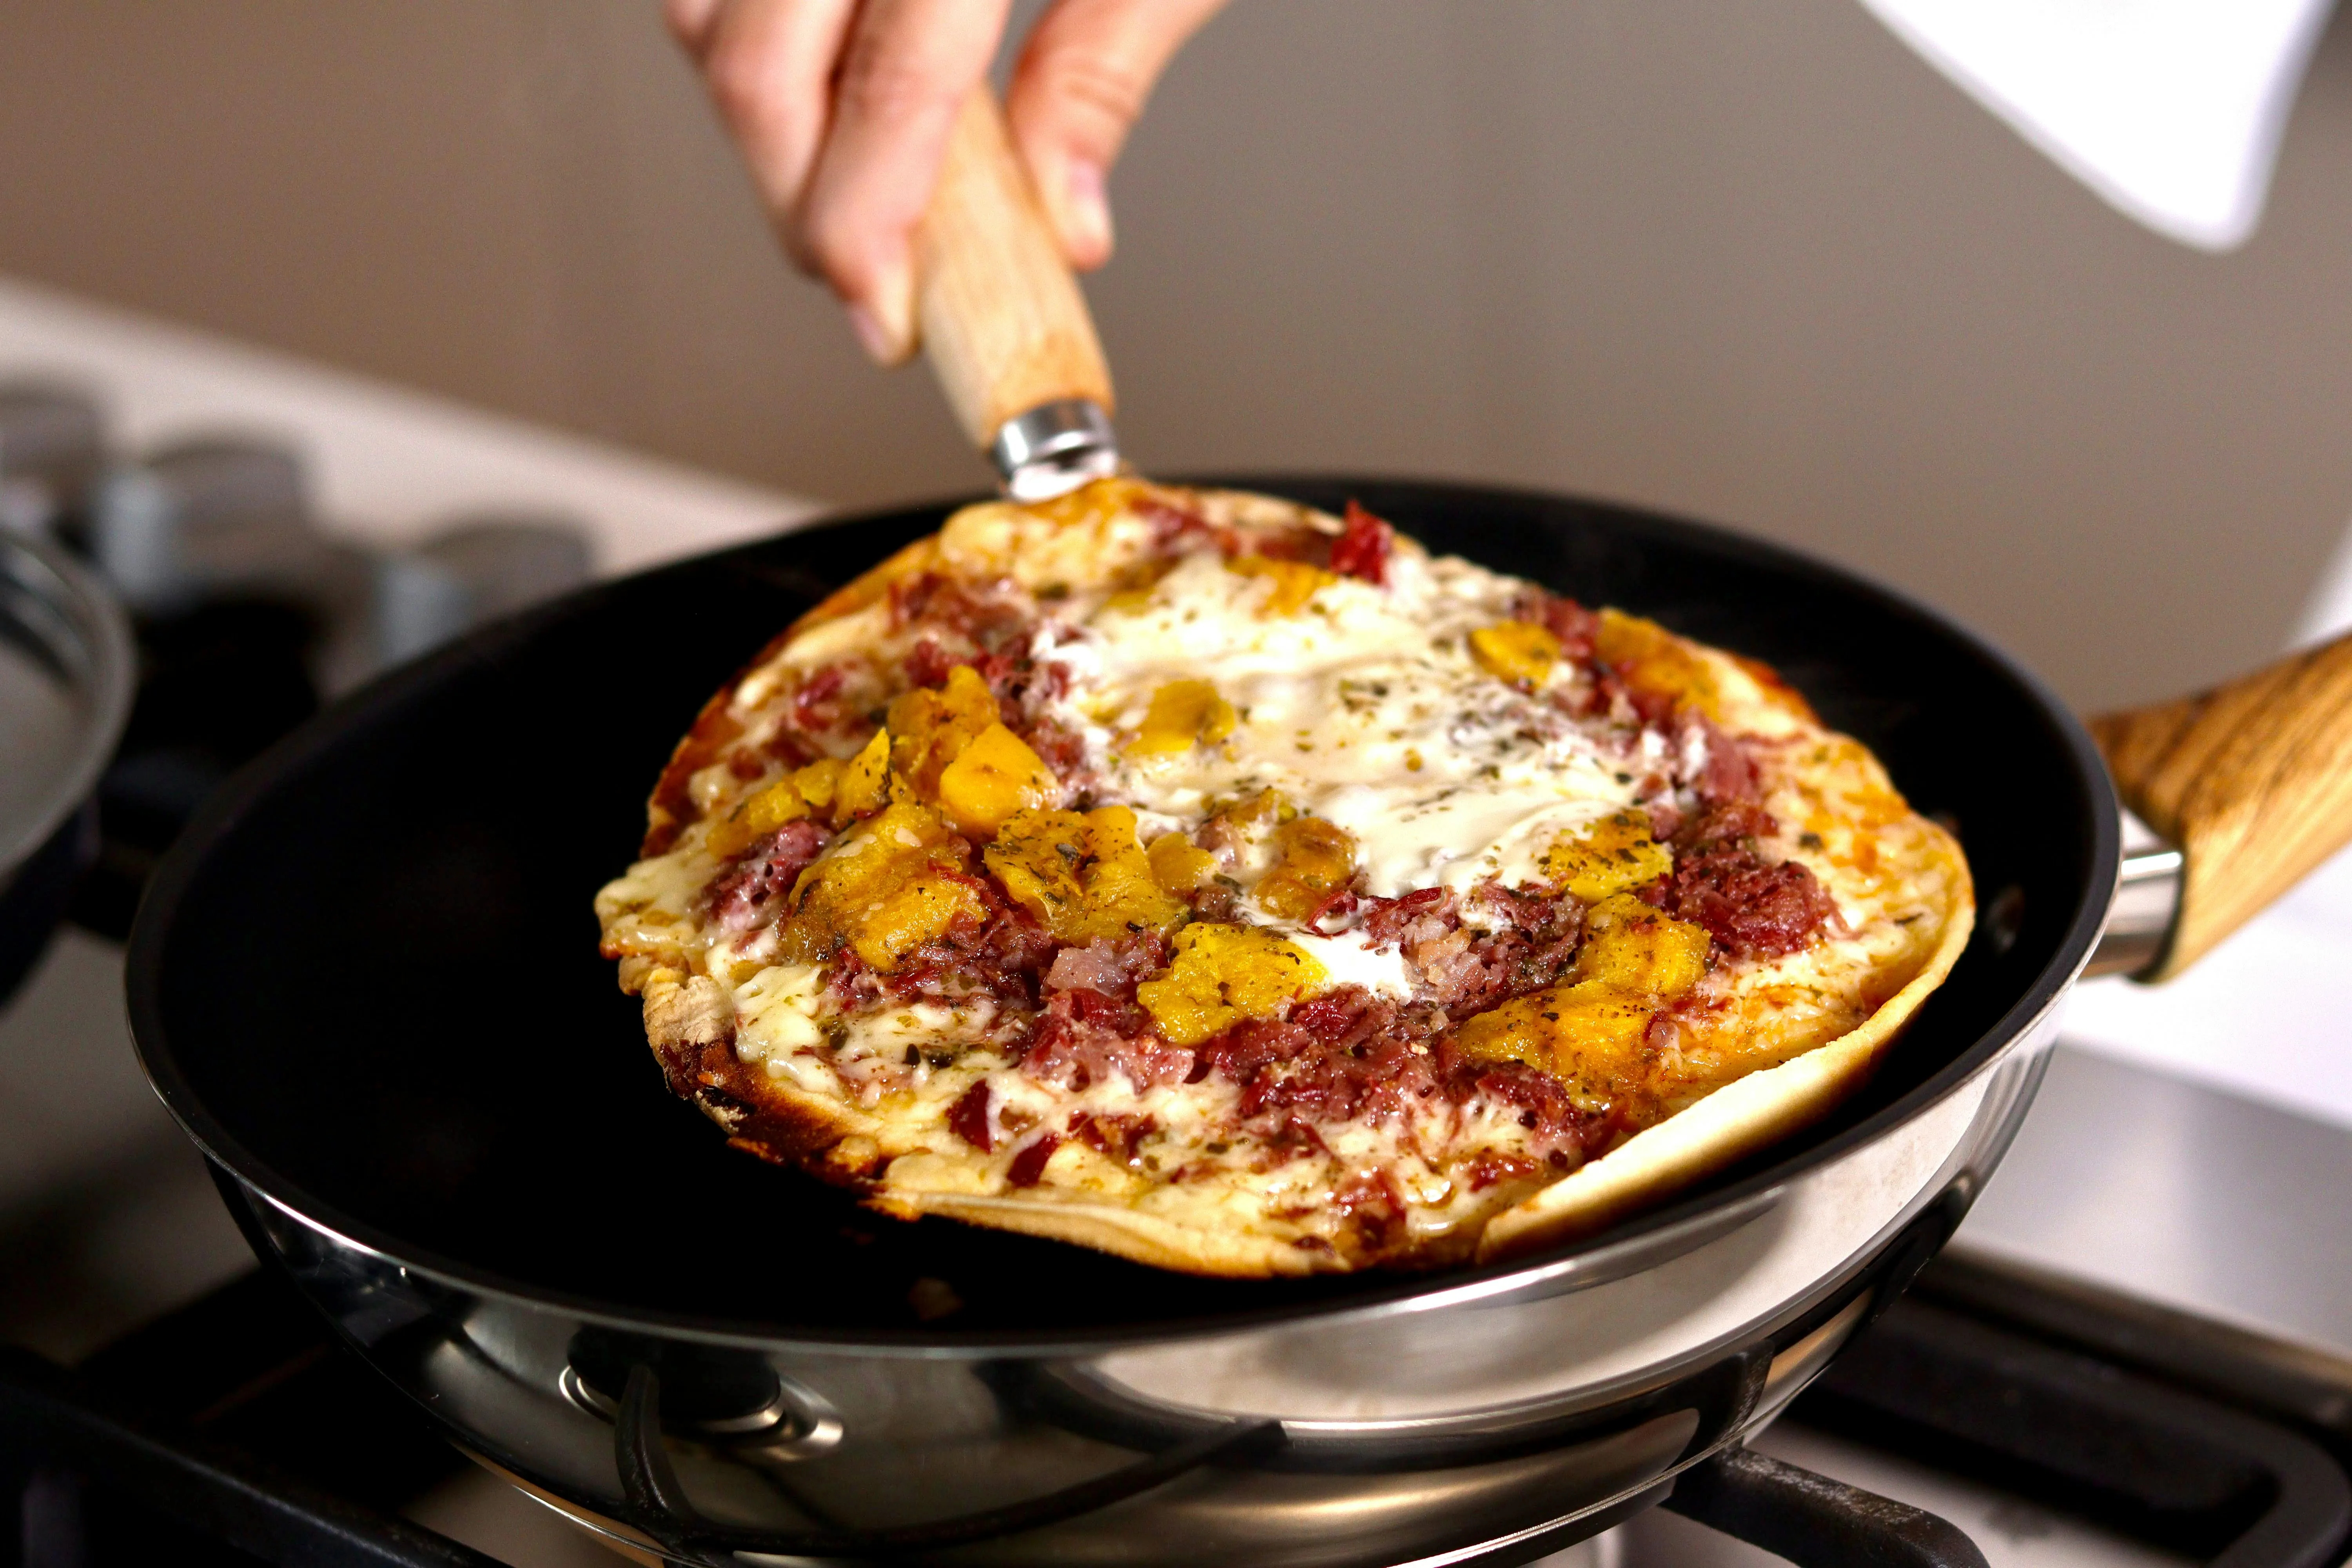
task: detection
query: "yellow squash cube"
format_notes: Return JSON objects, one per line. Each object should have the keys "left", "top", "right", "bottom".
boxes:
{"left": 1454, "top": 893, "right": 1711, "bottom": 1087}
{"left": 887, "top": 664, "right": 1000, "bottom": 798}
{"left": 1572, "top": 893, "right": 1711, "bottom": 998}
{"left": 832, "top": 729, "right": 891, "bottom": 822}
{"left": 1147, "top": 832, "right": 1216, "bottom": 894}
{"left": 1127, "top": 679, "right": 1238, "bottom": 758}
{"left": 936, "top": 723, "right": 1060, "bottom": 838}
{"left": 704, "top": 777, "right": 809, "bottom": 860}
{"left": 845, "top": 872, "right": 986, "bottom": 971}
{"left": 1595, "top": 608, "right": 1722, "bottom": 718}
{"left": 1452, "top": 984, "right": 1654, "bottom": 1078}
{"left": 1253, "top": 816, "right": 1357, "bottom": 921}
{"left": 985, "top": 807, "right": 1187, "bottom": 943}
{"left": 1138, "top": 923, "right": 1327, "bottom": 1047}
{"left": 1469, "top": 621, "right": 1562, "bottom": 687}
{"left": 783, "top": 800, "right": 980, "bottom": 971}
{"left": 1228, "top": 555, "right": 1338, "bottom": 616}
{"left": 1540, "top": 810, "right": 1673, "bottom": 902}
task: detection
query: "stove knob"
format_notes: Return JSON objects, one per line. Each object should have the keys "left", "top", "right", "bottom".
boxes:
{"left": 143, "top": 438, "right": 309, "bottom": 532}
{"left": 0, "top": 383, "right": 105, "bottom": 538}
{"left": 373, "top": 515, "right": 594, "bottom": 665}
{"left": 90, "top": 437, "right": 324, "bottom": 610}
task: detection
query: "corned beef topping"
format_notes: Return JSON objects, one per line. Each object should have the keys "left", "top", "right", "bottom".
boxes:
{"left": 907, "top": 630, "right": 1072, "bottom": 725}
{"left": 897, "top": 625, "right": 1099, "bottom": 796}
{"left": 1022, "top": 984, "right": 1191, "bottom": 1092}
{"left": 1330, "top": 501, "right": 1394, "bottom": 584}
{"left": 1131, "top": 495, "right": 1216, "bottom": 550}
{"left": 1019, "top": 717, "right": 1090, "bottom": 780}
{"left": 900, "top": 637, "right": 962, "bottom": 691}
{"left": 1358, "top": 886, "right": 1450, "bottom": 945}
{"left": 1191, "top": 881, "right": 1244, "bottom": 923}
{"left": 888, "top": 572, "right": 1032, "bottom": 645}
{"left": 948, "top": 1081, "right": 996, "bottom": 1151}
{"left": 1007, "top": 1133, "right": 1062, "bottom": 1187}
{"left": 1636, "top": 795, "right": 1838, "bottom": 957}
{"left": 1172, "top": 987, "right": 1599, "bottom": 1158}
{"left": 1044, "top": 935, "right": 1165, "bottom": 997}
{"left": 809, "top": 874, "right": 1060, "bottom": 1014}
{"left": 1044, "top": 944, "right": 1125, "bottom": 996}
{"left": 1684, "top": 713, "right": 1762, "bottom": 807}
{"left": 791, "top": 664, "right": 853, "bottom": 733}
{"left": 1303, "top": 889, "right": 1359, "bottom": 935}
{"left": 1680, "top": 801, "right": 1779, "bottom": 849}
{"left": 1216, "top": 1011, "right": 1441, "bottom": 1128}
{"left": 1648, "top": 848, "right": 1840, "bottom": 959}
{"left": 1353, "top": 884, "right": 1583, "bottom": 1020}
{"left": 708, "top": 820, "right": 830, "bottom": 931}
{"left": 1514, "top": 588, "right": 1601, "bottom": 660}
{"left": 1440, "top": 1042, "right": 1607, "bottom": 1152}
{"left": 893, "top": 896, "right": 1059, "bottom": 1006}
{"left": 1073, "top": 1112, "right": 1156, "bottom": 1164}
{"left": 1328, "top": 1169, "right": 1410, "bottom": 1251}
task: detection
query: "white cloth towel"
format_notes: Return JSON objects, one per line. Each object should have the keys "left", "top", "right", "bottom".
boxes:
{"left": 1858, "top": 0, "right": 2337, "bottom": 249}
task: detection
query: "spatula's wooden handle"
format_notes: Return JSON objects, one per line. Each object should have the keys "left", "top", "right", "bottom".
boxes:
{"left": 2091, "top": 628, "right": 2352, "bottom": 979}
{"left": 915, "top": 89, "right": 1113, "bottom": 451}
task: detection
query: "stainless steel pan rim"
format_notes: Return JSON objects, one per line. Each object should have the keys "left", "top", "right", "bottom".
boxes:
{"left": 125, "top": 477, "right": 2122, "bottom": 1356}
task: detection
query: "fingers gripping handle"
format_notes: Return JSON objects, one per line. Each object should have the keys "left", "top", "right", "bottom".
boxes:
{"left": 2092, "top": 627, "right": 2352, "bottom": 981}
{"left": 915, "top": 89, "right": 1117, "bottom": 492}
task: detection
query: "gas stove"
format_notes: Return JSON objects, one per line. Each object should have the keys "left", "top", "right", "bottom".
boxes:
{"left": 9, "top": 1239, "right": 2348, "bottom": 1568}
{"left": 3, "top": 274, "right": 2350, "bottom": 1568}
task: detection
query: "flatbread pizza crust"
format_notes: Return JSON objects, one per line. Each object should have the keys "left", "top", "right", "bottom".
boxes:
{"left": 599, "top": 481, "right": 1972, "bottom": 1276}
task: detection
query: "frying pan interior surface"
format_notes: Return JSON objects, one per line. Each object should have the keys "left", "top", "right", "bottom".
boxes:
{"left": 127, "top": 478, "right": 2111, "bottom": 1346}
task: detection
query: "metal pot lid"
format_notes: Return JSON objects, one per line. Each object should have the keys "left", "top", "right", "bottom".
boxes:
{"left": 0, "top": 531, "right": 133, "bottom": 877}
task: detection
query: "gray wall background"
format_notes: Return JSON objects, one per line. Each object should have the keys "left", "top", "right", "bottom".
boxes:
{"left": 1, "top": 1, "right": 2348, "bottom": 713}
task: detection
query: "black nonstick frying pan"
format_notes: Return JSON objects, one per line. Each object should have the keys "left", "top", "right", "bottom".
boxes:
{"left": 124, "top": 92, "right": 2352, "bottom": 1568}
{"left": 123, "top": 469, "right": 2135, "bottom": 1568}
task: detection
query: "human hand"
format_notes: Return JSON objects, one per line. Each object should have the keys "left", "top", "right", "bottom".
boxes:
{"left": 666, "top": 0, "right": 1229, "bottom": 365}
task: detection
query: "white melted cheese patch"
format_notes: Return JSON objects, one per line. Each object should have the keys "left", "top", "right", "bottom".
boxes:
{"left": 1067, "top": 548, "right": 1643, "bottom": 903}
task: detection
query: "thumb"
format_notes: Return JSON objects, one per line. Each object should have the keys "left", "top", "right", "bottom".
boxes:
{"left": 1004, "top": 0, "right": 1229, "bottom": 270}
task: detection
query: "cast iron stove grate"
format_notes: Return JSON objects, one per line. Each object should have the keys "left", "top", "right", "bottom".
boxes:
{"left": 4, "top": 1252, "right": 2348, "bottom": 1567}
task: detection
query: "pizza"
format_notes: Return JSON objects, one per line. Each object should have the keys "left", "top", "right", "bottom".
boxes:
{"left": 595, "top": 480, "right": 1972, "bottom": 1276}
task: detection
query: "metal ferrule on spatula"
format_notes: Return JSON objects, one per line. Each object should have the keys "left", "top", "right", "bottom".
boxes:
{"left": 989, "top": 399, "right": 1120, "bottom": 502}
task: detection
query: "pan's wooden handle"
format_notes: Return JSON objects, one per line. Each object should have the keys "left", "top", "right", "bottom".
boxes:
{"left": 2091, "top": 628, "right": 2352, "bottom": 980}
{"left": 915, "top": 89, "right": 1114, "bottom": 451}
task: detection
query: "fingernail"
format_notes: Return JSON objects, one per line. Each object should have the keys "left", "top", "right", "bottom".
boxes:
{"left": 847, "top": 258, "right": 915, "bottom": 367}
{"left": 847, "top": 301, "right": 898, "bottom": 366}
{"left": 1061, "top": 160, "right": 1112, "bottom": 264}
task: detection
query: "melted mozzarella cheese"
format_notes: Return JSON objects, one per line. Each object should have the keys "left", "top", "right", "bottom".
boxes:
{"left": 736, "top": 962, "right": 826, "bottom": 1054}
{"left": 1287, "top": 929, "right": 1414, "bottom": 997}
{"left": 1058, "top": 545, "right": 1643, "bottom": 909}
